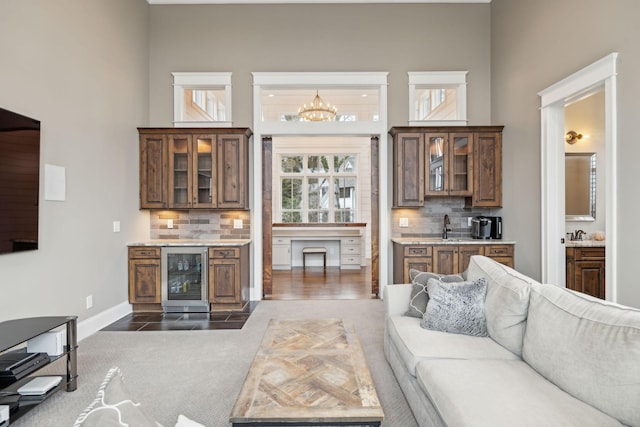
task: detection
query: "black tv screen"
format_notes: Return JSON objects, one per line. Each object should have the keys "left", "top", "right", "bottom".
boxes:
{"left": 0, "top": 107, "right": 40, "bottom": 254}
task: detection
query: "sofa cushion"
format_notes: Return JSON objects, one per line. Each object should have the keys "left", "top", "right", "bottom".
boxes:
{"left": 422, "top": 277, "right": 488, "bottom": 336}
{"left": 415, "top": 359, "right": 622, "bottom": 427}
{"left": 404, "top": 270, "right": 464, "bottom": 318}
{"left": 386, "top": 315, "right": 518, "bottom": 377}
{"left": 465, "top": 255, "right": 536, "bottom": 356}
{"left": 523, "top": 283, "right": 640, "bottom": 427}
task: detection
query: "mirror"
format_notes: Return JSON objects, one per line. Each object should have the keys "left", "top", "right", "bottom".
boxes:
{"left": 565, "top": 153, "right": 596, "bottom": 221}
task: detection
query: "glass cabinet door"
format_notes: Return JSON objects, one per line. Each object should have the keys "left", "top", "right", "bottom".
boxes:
{"left": 194, "top": 136, "right": 216, "bottom": 208}
{"left": 426, "top": 134, "right": 447, "bottom": 194}
{"left": 168, "top": 135, "right": 192, "bottom": 208}
{"left": 448, "top": 133, "right": 473, "bottom": 196}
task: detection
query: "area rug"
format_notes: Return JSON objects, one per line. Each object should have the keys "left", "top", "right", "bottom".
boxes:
{"left": 10, "top": 299, "right": 417, "bottom": 427}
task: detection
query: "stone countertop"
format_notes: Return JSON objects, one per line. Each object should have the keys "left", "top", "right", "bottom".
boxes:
{"left": 128, "top": 239, "right": 251, "bottom": 247}
{"left": 565, "top": 240, "right": 605, "bottom": 248}
{"left": 392, "top": 237, "right": 516, "bottom": 245}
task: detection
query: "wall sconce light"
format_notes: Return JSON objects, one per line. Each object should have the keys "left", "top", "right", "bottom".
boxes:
{"left": 565, "top": 130, "right": 583, "bottom": 144}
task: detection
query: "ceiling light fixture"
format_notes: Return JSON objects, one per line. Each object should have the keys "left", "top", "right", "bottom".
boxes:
{"left": 298, "top": 91, "right": 337, "bottom": 122}
{"left": 565, "top": 130, "right": 583, "bottom": 144}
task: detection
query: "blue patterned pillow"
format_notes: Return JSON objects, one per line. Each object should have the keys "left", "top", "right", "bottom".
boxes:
{"left": 422, "top": 277, "right": 488, "bottom": 336}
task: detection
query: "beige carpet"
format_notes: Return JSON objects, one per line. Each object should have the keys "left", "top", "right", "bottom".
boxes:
{"left": 11, "top": 299, "right": 417, "bottom": 427}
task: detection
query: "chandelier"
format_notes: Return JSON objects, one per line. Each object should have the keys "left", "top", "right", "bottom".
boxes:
{"left": 298, "top": 91, "right": 337, "bottom": 122}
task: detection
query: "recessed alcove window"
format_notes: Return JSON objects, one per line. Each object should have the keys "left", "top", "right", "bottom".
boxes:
{"left": 172, "top": 72, "right": 232, "bottom": 127}
{"left": 408, "top": 71, "right": 467, "bottom": 125}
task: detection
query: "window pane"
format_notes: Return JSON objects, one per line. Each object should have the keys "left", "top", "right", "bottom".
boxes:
{"left": 415, "top": 87, "right": 457, "bottom": 121}
{"left": 281, "top": 156, "right": 303, "bottom": 173}
{"left": 334, "top": 211, "right": 355, "bottom": 223}
{"left": 308, "top": 178, "right": 330, "bottom": 209}
{"left": 308, "top": 156, "right": 329, "bottom": 173}
{"left": 184, "top": 88, "right": 227, "bottom": 122}
{"left": 282, "top": 212, "right": 302, "bottom": 223}
{"left": 308, "top": 211, "right": 329, "bottom": 223}
{"left": 281, "top": 178, "right": 302, "bottom": 209}
{"left": 334, "top": 155, "right": 356, "bottom": 173}
{"left": 334, "top": 177, "right": 356, "bottom": 209}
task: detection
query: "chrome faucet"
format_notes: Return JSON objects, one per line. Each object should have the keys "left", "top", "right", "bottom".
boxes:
{"left": 443, "top": 214, "right": 452, "bottom": 239}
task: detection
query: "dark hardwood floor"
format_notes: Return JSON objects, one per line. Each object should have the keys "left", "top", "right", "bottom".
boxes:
{"left": 270, "top": 265, "right": 373, "bottom": 300}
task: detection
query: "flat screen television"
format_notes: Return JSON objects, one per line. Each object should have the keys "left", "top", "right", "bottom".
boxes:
{"left": 0, "top": 107, "right": 40, "bottom": 254}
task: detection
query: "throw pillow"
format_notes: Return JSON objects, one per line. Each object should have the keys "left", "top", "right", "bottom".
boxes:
{"left": 404, "top": 269, "right": 464, "bottom": 318}
{"left": 422, "top": 277, "right": 488, "bottom": 336}
{"left": 73, "top": 367, "right": 158, "bottom": 427}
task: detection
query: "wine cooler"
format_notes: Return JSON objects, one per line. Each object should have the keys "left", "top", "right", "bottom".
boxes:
{"left": 161, "top": 247, "right": 209, "bottom": 312}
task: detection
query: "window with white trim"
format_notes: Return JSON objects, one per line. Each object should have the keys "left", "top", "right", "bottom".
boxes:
{"left": 172, "top": 72, "right": 232, "bottom": 127}
{"left": 409, "top": 71, "right": 467, "bottom": 126}
{"left": 278, "top": 154, "right": 357, "bottom": 223}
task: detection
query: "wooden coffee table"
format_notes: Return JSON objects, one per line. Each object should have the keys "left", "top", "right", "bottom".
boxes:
{"left": 230, "top": 318, "right": 384, "bottom": 426}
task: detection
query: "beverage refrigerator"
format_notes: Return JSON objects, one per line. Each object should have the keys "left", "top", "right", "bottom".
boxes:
{"left": 161, "top": 247, "right": 209, "bottom": 312}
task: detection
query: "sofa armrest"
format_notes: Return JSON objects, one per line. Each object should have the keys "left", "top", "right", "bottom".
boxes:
{"left": 383, "top": 284, "right": 413, "bottom": 318}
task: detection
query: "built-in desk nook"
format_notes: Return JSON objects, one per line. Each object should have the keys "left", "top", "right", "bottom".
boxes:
{"left": 272, "top": 223, "right": 366, "bottom": 270}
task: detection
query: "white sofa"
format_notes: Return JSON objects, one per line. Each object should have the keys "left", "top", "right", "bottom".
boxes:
{"left": 384, "top": 255, "right": 640, "bottom": 427}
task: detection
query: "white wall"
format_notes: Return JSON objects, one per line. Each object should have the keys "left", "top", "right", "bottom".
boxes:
{"left": 491, "top": 0, "right": 640, "bottom": 308}
{"left": 0, "top": 0, "right": 150, "bottom": 323}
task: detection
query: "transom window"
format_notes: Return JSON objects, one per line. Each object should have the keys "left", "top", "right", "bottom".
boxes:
{"left": 409, "top": 71, "right": 467, "bottom": 125}
{"left": 172, "top": 72, "right": 232, "bottom": 127}
{"left": 279, "top": 154, "right": 357, "bottom": 223}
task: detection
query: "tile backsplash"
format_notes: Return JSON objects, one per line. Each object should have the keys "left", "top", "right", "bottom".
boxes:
{"left": 391, "top": 197, "right": 499, "bottom": 239}
{"left": 150, "top": 210, "right": 250, "bottom": 240}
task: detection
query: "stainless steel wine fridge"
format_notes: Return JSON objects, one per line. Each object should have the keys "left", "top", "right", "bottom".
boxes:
{"left": 161, "top": 247, "right": 208, "bottom": 312}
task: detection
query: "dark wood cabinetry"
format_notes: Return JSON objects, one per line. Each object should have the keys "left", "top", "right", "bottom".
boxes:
{"left": 138, "top": 128, "right": 251, "bottom": 210}
{"left": 128, "top": 246, "right": 161, "bottom": 305}
{"left": 393, "top": 242, "right": 514, "bottom": 283}
{"left": 566, "top": 246, "right": 605, "bottom": 299}
{"left": 209, "top": 245, "right": 249, "bottom": 311}
{"left": 390, "top": 126, "right": 503, "bottom": 208}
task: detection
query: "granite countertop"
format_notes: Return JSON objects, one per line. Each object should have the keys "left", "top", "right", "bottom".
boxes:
{"left": 392, "top": 237, "right": 516, "bottom": 245}
{"left": 565, "top": 240, "right": 605, "bottom": 248}
{"left": 128, "top": 239, "right": 251, "bottom": 247}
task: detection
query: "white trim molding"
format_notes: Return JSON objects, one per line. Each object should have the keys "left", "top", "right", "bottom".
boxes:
{"left": 538, "top": 52, "right": 618, "bottom": 301}
{"left": 77, "top": 301, "right": 132, "bottom": 342}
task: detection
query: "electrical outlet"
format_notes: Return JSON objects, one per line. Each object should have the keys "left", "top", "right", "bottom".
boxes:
{"left": 233, "top": 219, "right": 243, "bottom": 229}
{"left": 167, "top": 219, "right": 173, "bottom": 229}
{"left": 468, "top": 217, "right": 473, "bottom": 227}
{"left": 112, "top": 221, "right": 120, "bottom": 233}
{"left": 399, "top": 218, "right": 409, "bottom": 227}
{"left": 86, "top": 295, "right": 93, "bottom": 309}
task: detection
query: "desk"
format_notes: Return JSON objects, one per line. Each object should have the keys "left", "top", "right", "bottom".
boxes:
{"left": 272, "top": 225, "right": 364, "bottom": 270}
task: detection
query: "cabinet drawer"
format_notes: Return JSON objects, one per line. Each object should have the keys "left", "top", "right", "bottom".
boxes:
{"left": 341, "top": 255, "right": 361, "bottom": 265}
{"left": 209, "top": 247, "right": 240, "bottom": 259}
{"left": 404, "top": 246, "right": 432, "bottom": 257}
{"left": 341, "top": 237, "right": 360, "bottom": 245}
{"left": 273, "top": 237, "right": 290, "bottom": 245}
{"left": 485, "top": 245, "right": 514, "bottom": 257}
{"left": 128, "top": 247, "right": 161, "bottom": 259}
{"left": 575, "top": 247, "right": 605, "bottom": 260}
{"left": 341, "top": 245, "right": 361, "bottom": 256}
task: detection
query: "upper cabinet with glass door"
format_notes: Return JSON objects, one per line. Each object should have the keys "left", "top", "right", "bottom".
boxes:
{"left": 391, "top": 126, "right": 503, "bottom": 208}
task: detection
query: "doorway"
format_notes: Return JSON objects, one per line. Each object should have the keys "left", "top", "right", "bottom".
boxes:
{"left": 539, "top": 53, "right": 618, "bottom": 301}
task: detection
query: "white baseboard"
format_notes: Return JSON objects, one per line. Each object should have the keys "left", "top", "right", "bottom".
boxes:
{"left": 77, "top": 301, "right": 132, "bottom": 342}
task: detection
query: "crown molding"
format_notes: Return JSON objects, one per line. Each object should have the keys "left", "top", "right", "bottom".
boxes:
{"left": 148, "top": 0, "right": 490, "bottom": 4}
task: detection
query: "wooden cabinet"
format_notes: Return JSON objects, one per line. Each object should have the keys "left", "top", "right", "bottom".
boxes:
{"left": 566, "top": 246, "right": 605, "bottom": 299}
{"left": 393, "top": 242, "right": 514, "bottom": 283}
{"left": 390, "top": 126, "right": 503, "bottom": 208}
{"left": 209, "top": 245, "right": 250, "bottom": 311}
{"left": 138, "top": 128, "right": 251, "bottom": 210}
{"left": 128, "top": 246, "right": 161, "bottom": 304}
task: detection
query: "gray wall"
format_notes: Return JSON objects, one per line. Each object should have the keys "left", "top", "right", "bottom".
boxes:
{"left": 148, "top": 4, "right": 492, "bottom": 127}
{"left": 0, "top": 0, "right": 150, "bottom": 322}
{"left": 491, "top": 0, "right": 640, "bottom": 308}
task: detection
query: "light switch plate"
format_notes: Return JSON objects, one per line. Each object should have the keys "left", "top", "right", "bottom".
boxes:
{"left": 113, "top": 221, "right": 120, "bottom": 233}
{"left": 399, "top": 218, "right": 409, "bottom": 227}
{"left": 167, "top": 219, "right": 173, "bottom": 229}
{"left": 234, "top": 219, "right": 243, "bottom": 229}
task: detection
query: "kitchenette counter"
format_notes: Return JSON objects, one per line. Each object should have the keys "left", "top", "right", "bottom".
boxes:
{"left": 565, "top": 240, "right": 605, "bottom": 248}
{"left": 128, "top": 239, "right": 251, "bottom": 247}
{"left": 392, "top": 237, "right": 516, "bottom": 245}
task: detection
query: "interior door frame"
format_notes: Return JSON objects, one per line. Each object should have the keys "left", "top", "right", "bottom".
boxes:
{"left": 251, "top": 72, "right": 389, "bottom": 301}
{"left": 538, "top": 53, "right": 618, "bottom": 301}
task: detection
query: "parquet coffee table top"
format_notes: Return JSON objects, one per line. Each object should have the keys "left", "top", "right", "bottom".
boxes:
{"left": 230, "top": 318, "right": 384, "bottom": 425}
